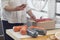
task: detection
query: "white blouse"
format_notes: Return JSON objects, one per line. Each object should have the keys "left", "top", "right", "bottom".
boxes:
{"left": 1, "top": 0, "right": 31, "bottom": 23}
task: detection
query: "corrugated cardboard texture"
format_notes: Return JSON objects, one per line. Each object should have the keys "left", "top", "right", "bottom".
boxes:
{"left": 30, "top": 20, "right": 56, "bottom": 29}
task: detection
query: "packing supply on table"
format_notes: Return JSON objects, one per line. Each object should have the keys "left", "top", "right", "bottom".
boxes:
{"left": 20, "top": 25, "right": 28, "bottom": 35}
{"left": 29, "top": 26, "right": 46, "bottom": 35}
{"left": 27, "top": 28, "right": 38, "bottom": 38}
{"left": 13, "top": 26, "right": 22, "bottom": 32}
{"left": 13, "top": 25, "right": 47, "bottom": 38}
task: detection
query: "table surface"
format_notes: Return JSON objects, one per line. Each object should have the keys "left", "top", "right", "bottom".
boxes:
{"left": 6, "top": 29, "right": 60, "bottom": 40}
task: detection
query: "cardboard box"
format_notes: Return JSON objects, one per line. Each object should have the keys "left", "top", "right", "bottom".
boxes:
{"left": 30, "top": 20, "right": 56, "bottom": 29}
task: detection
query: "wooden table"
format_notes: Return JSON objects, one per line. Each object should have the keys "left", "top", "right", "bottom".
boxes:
{"left": 6, "top": 29, "right": 60, "bottom": 40}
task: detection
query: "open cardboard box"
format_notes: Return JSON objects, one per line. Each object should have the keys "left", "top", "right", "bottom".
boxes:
{"left": 29, "top": 20, "right": 56, "bottom": 30}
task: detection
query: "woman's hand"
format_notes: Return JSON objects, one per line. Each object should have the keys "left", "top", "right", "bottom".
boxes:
{"left": 27, "top": 10, "right": 37, "bottom": 21}
{"left": 15, "top": 4, "right": 26, "bottom": 11}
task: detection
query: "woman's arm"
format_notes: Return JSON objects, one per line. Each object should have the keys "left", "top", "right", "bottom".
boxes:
{"left": 4, "top": 4, "right": 26, "bottom": 11}
{"left": 4, "top": 5, "right": 15, "bottom": 11}
{"left": 27, "top": 10, "right": 36, "bottom": 21}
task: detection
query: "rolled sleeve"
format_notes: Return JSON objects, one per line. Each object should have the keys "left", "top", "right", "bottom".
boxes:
{"left": 2, "top": 0, "right": 9, "bottom": 8}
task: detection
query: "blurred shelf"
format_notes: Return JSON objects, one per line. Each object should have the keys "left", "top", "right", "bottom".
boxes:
{"left": 55, "top": 23, "right": 60, "bottom": 28}
{"left": 57, "top": 0, "right": 60, "bottom": 2}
